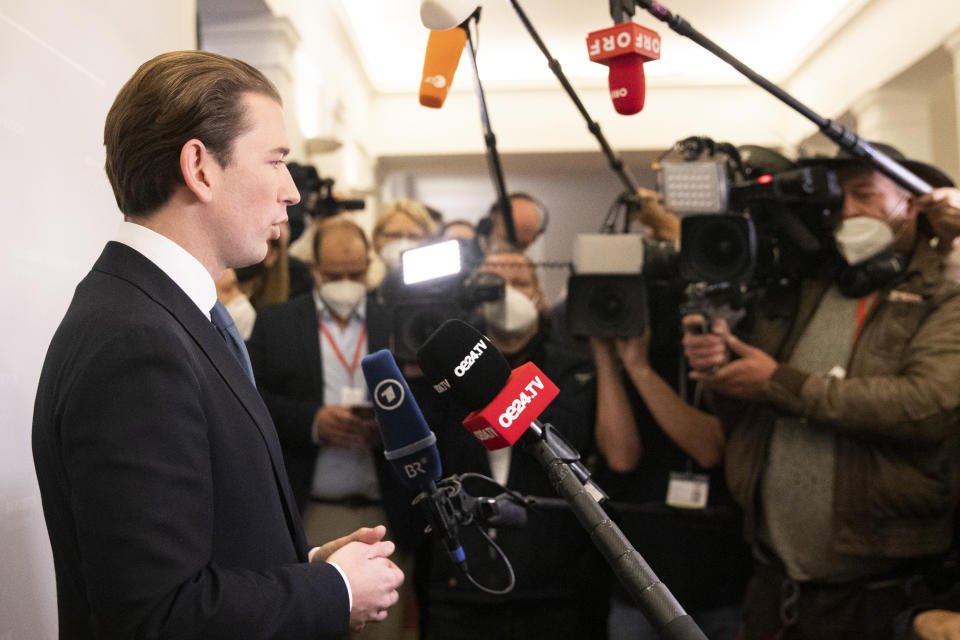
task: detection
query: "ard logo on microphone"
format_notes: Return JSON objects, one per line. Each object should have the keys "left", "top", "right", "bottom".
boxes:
{"left": 373, "top": 379, "right": 405, "bottom": 411}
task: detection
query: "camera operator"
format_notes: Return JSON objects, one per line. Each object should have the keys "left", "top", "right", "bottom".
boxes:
{"left": 682, "top": 145, "right": 960, "bottom": 639}
{"left": 590, "top": 190, "right": 750, "bottom": 640}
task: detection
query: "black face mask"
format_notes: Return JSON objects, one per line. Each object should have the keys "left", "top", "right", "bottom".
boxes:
{"left": 836, "top": 250, "right": 907, "bottom": 298}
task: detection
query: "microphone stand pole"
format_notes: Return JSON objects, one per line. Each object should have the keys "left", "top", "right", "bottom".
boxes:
{"left": 507, "top": 0, "right": 641, "bottom": 198}
{"left": 520, "top": 420, "right": 708, "bottom": 640}
{"left": 460, "top": 11, "right": 518, "bottom": 246}
{"left": 625, "top": 0, "right": 933, "bottom": 195}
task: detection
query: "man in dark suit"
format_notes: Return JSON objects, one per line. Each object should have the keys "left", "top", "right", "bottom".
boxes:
{"left": 248, "top": 216, "right": 416, "bottom": 640}
{"left": 32, "top": 50, "right": 403, "bottom": 639}
{"left": 248, "top": 218, "right": 388, "bottom": 515}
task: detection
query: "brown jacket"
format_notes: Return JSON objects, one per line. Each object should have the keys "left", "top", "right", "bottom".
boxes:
{"left": 721, "top": 238, "right": 960, "bottom": 558}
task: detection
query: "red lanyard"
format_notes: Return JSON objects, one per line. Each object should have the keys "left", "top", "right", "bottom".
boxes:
{"left": 854, "top": 293, "right": 877, "bottom": 342}
{"left": 319, "top": 321, "right": 366, "bottom": 384}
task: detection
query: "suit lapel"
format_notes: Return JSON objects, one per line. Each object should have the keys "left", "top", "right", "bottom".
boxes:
{"left": 294, "top": 295, "right": 324, "bottom": 402}
{"left": 94, "top": 243, "right": 308, "bottom": 558}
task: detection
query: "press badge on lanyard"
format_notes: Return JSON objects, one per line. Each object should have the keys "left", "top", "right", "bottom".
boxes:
{"left": 341, "top": 386, "right": 367, "bottom": 406}
{"left": 666, "top": 472, "right": 710, "bottom": 509}
{"left": 319, "top": 321, "right": 367, "bottom": 406}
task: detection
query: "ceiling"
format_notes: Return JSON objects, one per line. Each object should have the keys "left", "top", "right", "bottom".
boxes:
{"left": 335, "top": 0, "right": 869, "bottom": 94}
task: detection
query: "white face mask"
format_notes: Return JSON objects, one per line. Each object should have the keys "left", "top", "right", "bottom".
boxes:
{"left": 481, "top": 284, "right": 539, "bottom": 335}
{"left": 319, "top": 280, "right": 366, "bottom": 320}
{"left": 834, "top": 217, "right": 894, "bottom": 266}
{"left": 224, "top": 294, "right": 257, "bottom": 341}
{"left": 380, "top": 239, "right": 419, "bottom": 273}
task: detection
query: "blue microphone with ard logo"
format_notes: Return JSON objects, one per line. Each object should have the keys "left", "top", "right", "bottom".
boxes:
{"left": 361, "top": 349, "right": 442, "bottom": 488}
{"left": 360, "top": 349, "right": 466, "bottom": 570}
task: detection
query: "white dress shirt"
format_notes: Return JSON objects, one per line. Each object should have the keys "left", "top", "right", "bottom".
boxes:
{"left": 114, "top": 221, "right": 217, "bottom": 315}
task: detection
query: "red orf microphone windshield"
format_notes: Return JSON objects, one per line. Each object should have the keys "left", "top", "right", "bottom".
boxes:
{"left": 587, "top": 22, "right": 661, "bottom": 115}
{"left": 420, "top": 27, "right": 467, "bottom": 108}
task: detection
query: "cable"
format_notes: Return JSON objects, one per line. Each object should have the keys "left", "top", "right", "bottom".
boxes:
{"left": 462, "top": 523, "right": 517, "bottom": 595}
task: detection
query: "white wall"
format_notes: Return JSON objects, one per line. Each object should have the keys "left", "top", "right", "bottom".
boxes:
{"left": 781, "top": 0, "right": 960, "bottom": 146}
{"left": 0, "top": 1, "right": 195, "bottom": 636}
{"left": 263, "top": 0, "right": 377, "bottom": 191}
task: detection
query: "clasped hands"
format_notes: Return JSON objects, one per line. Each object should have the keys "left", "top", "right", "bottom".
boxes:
{"left": 309, "top": 525, "right": 404, "bottom": 631}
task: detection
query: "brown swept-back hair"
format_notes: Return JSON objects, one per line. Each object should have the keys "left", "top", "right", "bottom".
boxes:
{"left": 104, "top": 50, "right": 281, "bottom": 217}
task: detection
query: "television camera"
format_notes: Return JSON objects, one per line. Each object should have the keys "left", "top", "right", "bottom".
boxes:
{"left": 378, "top": 238, "right": 505, "bottom": 362}
{"left": 566, "top": 137, "right": 844, "bottom": 337}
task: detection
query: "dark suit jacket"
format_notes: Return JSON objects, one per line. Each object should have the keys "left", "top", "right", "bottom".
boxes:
{"left": 247, "top": 292, "right": 417, "bottom": 549}
{"left": 32, "top": 242, "right": 349, "bottom": 639}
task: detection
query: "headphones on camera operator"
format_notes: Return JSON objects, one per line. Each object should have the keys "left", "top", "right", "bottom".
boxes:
{"left": 801, "top": 142, "right": 955, "bottom": 298}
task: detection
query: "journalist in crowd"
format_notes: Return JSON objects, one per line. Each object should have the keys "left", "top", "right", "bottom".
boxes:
{"left": 682, "top": 145, "right": 960, "bottom": 639}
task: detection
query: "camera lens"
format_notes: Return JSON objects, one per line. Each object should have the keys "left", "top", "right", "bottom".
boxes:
{"left": 589, "top": 285, "right": 627, "bottom": 323}
{"left": 703, "top": 222, "right": 746, "bottom": 270}
{"left": 401, "top": 308, "right": 448, "bottom": 352}
{"left": 680, "top": 215, "right": 756, "bottom": 283}
{"left": 566, "top": 274, "right": 646, "bottom": 337}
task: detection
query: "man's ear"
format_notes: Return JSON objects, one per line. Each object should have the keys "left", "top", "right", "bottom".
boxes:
{"left": 180, "top": 139, "right": 215, "bottom": 204}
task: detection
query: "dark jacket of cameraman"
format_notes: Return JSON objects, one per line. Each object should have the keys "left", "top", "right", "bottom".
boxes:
{"left": 718, "top": 236, "right": 960, "bottom": 559}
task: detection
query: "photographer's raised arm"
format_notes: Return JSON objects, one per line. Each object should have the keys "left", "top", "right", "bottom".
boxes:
{"left": 617, "top": 332, "right": 725, "bottom": 468}
{"left": 682, "top": 292, "right": 960, "bottom": 446}
{"left": 591, "top": 337, "right": 643, "bottom": 471}
{"left": 593, "top": 330, "right": 725, "bottom": 470}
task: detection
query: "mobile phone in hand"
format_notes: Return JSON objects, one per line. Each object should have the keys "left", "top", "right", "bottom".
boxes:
{"left": 350, "top": 404, "right": 374, "bottom": 419}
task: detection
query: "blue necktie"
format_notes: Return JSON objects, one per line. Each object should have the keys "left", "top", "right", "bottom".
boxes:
{"left": 210, "top": 301, "right": 255, "bottom": 383}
